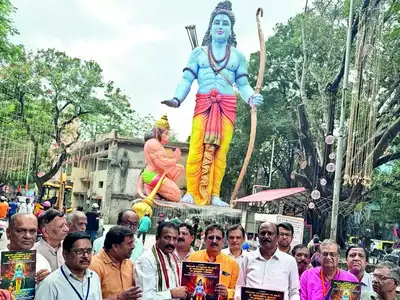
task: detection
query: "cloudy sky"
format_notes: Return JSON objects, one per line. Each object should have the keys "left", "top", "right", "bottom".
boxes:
{"left": 12, "top": 0, "right": 306, "bottom": 140}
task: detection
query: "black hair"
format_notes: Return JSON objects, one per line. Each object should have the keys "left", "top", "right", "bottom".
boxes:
{"left": 38, "top": 208, "right": 64, "bottom": 229}
{"left": 117, "top": 209, "right": 134, "bottom": 225}
{"left": 291, "top": 244, "right": 308, "bottom": 256}
{"left": 104, "top": 226, "right": 134, "bottom": 250}
{"left": 63, "top": 232, "right": 92, "bottom": 252}
{"left": 202, "top": 1, "right": 237, "bottom": 47}
{"left": 277, "top": 222, "right": 294, "bottom": 235}
{"left": 226, "top": 224, "right": 245, "bottom": 238}
{"left": 204, "top": 224, "right": 225, "bottom": 238}
{"left": 179, "top": 223, "right": 194, "bottom": 236}
{"left": 77, "top": 206, "right": 84, "bottom": 211}
{"left": 156, "top": 221, "right": 178, "bottom": 238}
{"left": 345, "top": 245, "right": 369, "bottom": 261}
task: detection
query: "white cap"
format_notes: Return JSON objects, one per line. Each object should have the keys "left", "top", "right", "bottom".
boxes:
{"left": 92, "top": 203, "right": 99, "bottom": 209}
{"left": 0, "top": 196, "right": 6, "bottom": 201}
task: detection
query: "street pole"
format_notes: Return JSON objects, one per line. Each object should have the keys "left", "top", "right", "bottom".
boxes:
{"left": 330, "top": 0, "right": 354, "bottom": 240}
{"left": 25, "top": 143, "right": 32, "bottom": 191}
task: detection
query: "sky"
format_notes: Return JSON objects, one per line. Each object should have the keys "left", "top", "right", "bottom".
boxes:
{"left": 11, "top": 0, "right": 306, "bottom": 141}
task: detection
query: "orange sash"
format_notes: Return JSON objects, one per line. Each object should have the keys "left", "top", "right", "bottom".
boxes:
{"left": 194, "top": 89, "right": 236, "bottom": 146}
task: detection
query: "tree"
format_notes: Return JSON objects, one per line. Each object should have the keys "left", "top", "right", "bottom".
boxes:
{"left": 370, "top": 159, "right": 400, "bottom": 225}
{"left": 224, "top": 0, "right": 400, "bottom": 242}
{"left": 0, "top": 0, "right": 21, "bottom": 61}
{"left": 0, "top": 49, "right": 151, "bottom": 191}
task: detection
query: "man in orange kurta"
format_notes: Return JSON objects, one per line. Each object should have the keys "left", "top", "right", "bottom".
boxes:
{"left": 187, "top": 224, "right": 239, "bottom": 299}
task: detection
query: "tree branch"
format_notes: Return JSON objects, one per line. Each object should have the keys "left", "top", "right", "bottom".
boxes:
{"left": 374, "top": 151, "right": 400, "bottom": 168}
{"left": 291, "top": 171, "right": 312, "bottom": 190}
{"left": 59, "top": 101, "right": 72, "bottom": 113}
{"left": 61, "top": 109, "right": 90, "bottom": 129}
{"left": 372, "top": 116, "right": 400, "bottom": 163}
{"left": 327, "top": 0, "right": 371, "bottom": 94}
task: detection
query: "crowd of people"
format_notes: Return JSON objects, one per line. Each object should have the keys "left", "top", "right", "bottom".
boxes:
{"left": 0, "top": 203, "right": 399, "bottom": 299}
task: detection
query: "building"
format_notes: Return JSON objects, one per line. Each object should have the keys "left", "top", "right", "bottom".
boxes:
{"left": 64, "top": 130, "right": 189, "bottom": 224}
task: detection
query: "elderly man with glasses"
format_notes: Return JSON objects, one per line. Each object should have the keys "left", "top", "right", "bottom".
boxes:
{"left": 365, "top": 261, "right": 400, "bottom": 300}
{"left": 300, "top": 239, "right": 358, "bottom": 299}
{"left": 92, "top": 209, "right": 143, "bottom": 262}
{"left": 34, "top": 208, "right": 70, "bottom": 272}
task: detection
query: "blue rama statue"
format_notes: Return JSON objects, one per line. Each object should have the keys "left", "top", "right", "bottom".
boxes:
{"left": 162, "top": 1, "right": 263, "bottom": 206}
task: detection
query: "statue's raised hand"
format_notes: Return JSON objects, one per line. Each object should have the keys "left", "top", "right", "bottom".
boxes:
{"left": 250, "top": 94, "right": 263, "bottom": 107}
{"left": 161, "top": 98, "right": 180, "bottom": 108}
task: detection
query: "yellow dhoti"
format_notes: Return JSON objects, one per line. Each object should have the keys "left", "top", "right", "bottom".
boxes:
{"left": 186, "top": 89, "right": 236, "bottom": 205}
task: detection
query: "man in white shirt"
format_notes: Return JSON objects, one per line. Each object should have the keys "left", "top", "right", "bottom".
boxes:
{"left": 222, "top": 224, "right": 247, "bottom": 266}
{"left": 3, "top": 213, "right": 51, "bottom": 284}
{"left": 34, "top": 209, "right": 69, "bottom": 271}
{"left": 277, "top": 222, "right": 294, "bottom": 254}
{"left": 174, "top": 222, "right": 195, "bottom": 269}
{"left": 135, "top": 221, "right": 188, "bottom": 300}
{"left": 18, "top": 198, "right": 33, "bottom": 214}
{"left": 346, "top": 246, "right": 373, "bottom": 292}
{"left": 35, "top": 231, "right": 102, "bottom": 299}
{"left": 236, "top": 221, "right": 300, "bottom": 300}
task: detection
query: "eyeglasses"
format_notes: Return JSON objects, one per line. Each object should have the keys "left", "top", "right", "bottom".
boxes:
{"left": 121, "top": 221, "right": 138, "bottom": 229}
{"left": 371, "top": 274, "right": 396, "bottom": 281}
{"left": 278, "top": 233, "right": 293, "bottom": 238}
{"left": 71, "top": 248, "right": 93, "bottom": 256}
{"left": 321, "top": 252, "right": 338, "bottom": 258}
{"left": 207, "top": 235, "right": 223, "bottom": 241}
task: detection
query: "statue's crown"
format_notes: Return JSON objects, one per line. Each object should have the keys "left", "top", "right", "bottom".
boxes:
{"left": 154, "top": 114, "right": 170, "bottom": 131}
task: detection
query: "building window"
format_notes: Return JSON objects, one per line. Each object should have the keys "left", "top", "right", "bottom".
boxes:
{"left": 98, "top": 158, "right": 108, "bottom": 171}
{"left": 98, "top": 181, "right": 104, "bottom": 188}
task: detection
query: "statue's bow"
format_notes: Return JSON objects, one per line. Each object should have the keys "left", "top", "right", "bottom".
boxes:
{"left": 230, "top": 8, "right": 265, "bottom": 204}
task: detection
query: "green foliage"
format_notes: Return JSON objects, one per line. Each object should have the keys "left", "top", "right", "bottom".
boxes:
{"left": 0, "top": 48, "right": 153, "bottom": 189}
{"left": 223, "top": 0, "right": 400, "bottom": 204}
{"left": 0, "top": 0, "right": 21, "bottom": 61}
{"left": 370, "top": 160, "right": 400, "bottom": 223}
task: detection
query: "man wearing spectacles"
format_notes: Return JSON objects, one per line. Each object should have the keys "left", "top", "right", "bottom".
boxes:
{"left": 346, "top": 246, "right": 373, "bottom": 292}
{"left": 35, "top": 232, "right": 102, "bottom": 300}
{"left": 34, "top": 208, "right": 70, "bottom": 272}
{"left": 236, "top": 221, "right": 299, "bottom": 300}
{"left": 277, "top": 223, "right": 294, "bottom": 254}
{"left": 92, "top": 209, "right": 144, "bottom": 261}
{"left": 300, "top": 239, "right": 358, "bottom": 299}
{"left": 188, "top": 224, "right": 239, "bottom": 299}
{"left": 368, "top": 261, "right": 400, "bottom": 300}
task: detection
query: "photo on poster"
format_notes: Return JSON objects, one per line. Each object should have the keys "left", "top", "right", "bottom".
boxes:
{"left": 0, "top": 250, "right": 36, "bottom": 300}
{"left": 181, "top": 261, "right": 220, "bottom": 300}
{"left": 241, "top": 286, "right": 284, "bottom": 300}
{"left": 330, "top": 280, "right": 361, "bottom": 300}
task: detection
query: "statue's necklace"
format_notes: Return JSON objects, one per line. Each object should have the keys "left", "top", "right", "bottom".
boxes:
{"left": 208, "top": 44, "right": 230, "bottom": 74}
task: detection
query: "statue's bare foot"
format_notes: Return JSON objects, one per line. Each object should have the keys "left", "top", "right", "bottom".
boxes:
{"left": 211, "top": 196, "right": 229, "bottom": 207}
{"left": 180, "top": 194, "right": 195, "bottom": 204}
